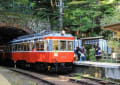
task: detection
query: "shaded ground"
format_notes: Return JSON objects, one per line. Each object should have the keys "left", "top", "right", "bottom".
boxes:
{"left": 0, "top": 66, "right": 46, "bottom": 85}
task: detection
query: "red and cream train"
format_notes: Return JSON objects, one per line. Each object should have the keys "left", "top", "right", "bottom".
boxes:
{"left": 0, "top": 32, "right": 74, "bottom": 71}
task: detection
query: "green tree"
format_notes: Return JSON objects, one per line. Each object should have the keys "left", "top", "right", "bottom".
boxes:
{"left": 0, "top": 0, "right": 118, "bottom": 35}
{"left": 64, "top": 0, "right": 117, "bottom": 37}
{"left": 101, "top": 5, "right": 120, "bottom": 26}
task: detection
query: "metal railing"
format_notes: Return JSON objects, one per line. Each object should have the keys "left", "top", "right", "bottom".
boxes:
{"left": 102, "top": 52, "right": 120, "bottom": 63}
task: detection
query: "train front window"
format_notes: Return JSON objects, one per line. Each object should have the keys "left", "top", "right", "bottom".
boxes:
{"left": 45, "top": 40, "right": 48, "bottom": 51}
{"left": 60, "top": 41, "right": 66, "bottom": 51}
{"left": 53, "top": 40, "right": 58, "bottom": 51}
{"left": 68, "top": 41, "right": 73, "bottom": 51}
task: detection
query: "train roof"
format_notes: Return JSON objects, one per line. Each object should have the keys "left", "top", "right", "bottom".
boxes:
{"left": 10, "top": 32, "right": 74, "bottom": 43}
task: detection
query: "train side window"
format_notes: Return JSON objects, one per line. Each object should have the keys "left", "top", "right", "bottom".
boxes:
{"left": 23, "top": 43, "right": 25, "bottom": 51}
{"left": 68, "top": 41, "right": 73, "bottom": 51}
{"left": 18, "top": 44, "right": 21, "bottom": 51}
{"left": 8, "top": 46, "right": 11, "bottom": 52}
{"left": 9, "top": 46, "right": 12, "bottom": 52}
{"left": 17, "top": 44, "right": 19, "bottom": 51}
{"left": 27, "top": 43, "right": 30, "bottom": 51}
{"left": 26, "top": 43, "right": 30, "bottom": 51}
{"left": 12, "top": 44, "right": 15, "bottom": 51}
{"left": 39, "top": 41, "right": 44, "bottom": 51}
{"left": 12, "top": 44, "right": 16, "bottom": 51}
{"left": 53, "top": 40, "right": 58, "bottom": 51}
{"left": 16, "top": 44, "right": 18, "bottom": 51}
{"left": 60, "top": 41, "right": 66, "bottom": 51}
{"left": 21, "top": 43, "right": 24, "bottom": 51}
{"left": 36, "top": 41, "right": 40, "bottom": 51}
{"left": 15, "top": 44, "right": 18, "bottom": 51}
{"left": 30, "top": 42, "right": 35, "bottom": 51}
{"left": 23, "top": 43, "right": 30, "bottom": 51}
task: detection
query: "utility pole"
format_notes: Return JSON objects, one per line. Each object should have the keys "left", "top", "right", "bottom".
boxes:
{"left": 56, "top": 0, "right": 64, "bottom": 31}
{"left": 59, "top": 0, "right": 63, "bottom": 31}
{"left": 12, "top": 0, "right": 14, "bottom": 9}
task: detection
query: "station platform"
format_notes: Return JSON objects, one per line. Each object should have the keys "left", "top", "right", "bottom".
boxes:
{"left": 74, "top": 61, "right": 120, "bottom": 68}
{"left": 0, "top": 74, "right": 11, "bottom": 85}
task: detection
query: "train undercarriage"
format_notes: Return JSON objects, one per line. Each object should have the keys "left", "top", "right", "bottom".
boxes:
{"left": 16, "top": 61, "right": 73, "bottom": 72}
{"left": 0, "top": 58, "right": 73, "bottom": 72}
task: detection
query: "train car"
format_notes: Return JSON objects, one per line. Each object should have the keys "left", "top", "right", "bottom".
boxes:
{"left": 6, "top": 32, "right": 74, "bottom": 71}
{"left": 0, "top": 46, "right": 11, "bottom": 65}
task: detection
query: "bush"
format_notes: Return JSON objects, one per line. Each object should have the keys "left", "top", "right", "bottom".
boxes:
{"left": 89, "top": 48, "right": 96, "bottom": 61}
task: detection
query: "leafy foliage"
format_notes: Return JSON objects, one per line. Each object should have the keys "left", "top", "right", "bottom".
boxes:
{"left": 107, "top": 39, "right": 120, "bottom": 52}
{"left": 64, "top": 0, "right": 117, "bottom": 37}
{"left": 0, "top": 0, "right": 119, "bottom": 36}
{"left": 15, "top": 0, "right": 29, "bottom": 5}
{"left": 0, "top": 0, "right": 34, "bottom": 15}
{"left": 89, "top": 48, "right": 96, "bottom": 61}
{"left": 101, "top": 6, "right": 120, "bottom": 26}
{"left": 68, "top": 1, "right": 88, "bottom": 5}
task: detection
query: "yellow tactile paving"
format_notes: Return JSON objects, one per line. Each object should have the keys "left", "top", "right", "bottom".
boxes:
{"left": 0, "top": 74, "right": 11, "bottom": 85}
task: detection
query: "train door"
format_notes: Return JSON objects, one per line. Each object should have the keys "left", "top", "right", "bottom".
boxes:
{"left": 35, "top": 39, "right": 45, "bottom": 62}
{"left": 44, "top": 40, "right": 49, "bottom": 62}
{"left": 22, "top": 42, "right": 30, "bottom": 62}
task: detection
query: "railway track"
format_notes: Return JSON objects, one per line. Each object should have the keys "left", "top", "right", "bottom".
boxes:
{"left": 8, "top": 67, "right": 118, "bottom": 85}
{"left": 69, "top": 76, "right": 117, "bottom": 85}
{"left": 9, "top": 68, "right": 80, "bottom": 85}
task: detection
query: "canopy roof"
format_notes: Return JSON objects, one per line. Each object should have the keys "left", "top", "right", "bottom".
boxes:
{"left": 103, "top": 23, "right": 120, "bottom": 32}
{"left": 80, "top": 36, "right": 103, "bottom": 40}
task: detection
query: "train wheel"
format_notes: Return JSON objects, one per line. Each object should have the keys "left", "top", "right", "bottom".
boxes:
{"left": 9, "top": 60, "right": 14, "bottom": 67}
{"left": 16, "top": 61, "right": 26, "bottom": 69}
{"left": 20, "top": 61, "right": 26, "bottom": 69}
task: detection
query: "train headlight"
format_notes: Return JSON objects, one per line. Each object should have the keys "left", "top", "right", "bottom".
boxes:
{"left": 61, "top": 30, "right": 65, "bottom": 35}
